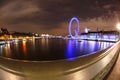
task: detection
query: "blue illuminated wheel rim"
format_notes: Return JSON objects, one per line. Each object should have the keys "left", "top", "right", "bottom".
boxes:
{"left": 68, "top": 17, "right": 80, "bottom": 39}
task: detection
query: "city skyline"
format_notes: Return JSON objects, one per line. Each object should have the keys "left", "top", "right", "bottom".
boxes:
{"left": 0, "top": 0, "right": 120, "bottom": 35}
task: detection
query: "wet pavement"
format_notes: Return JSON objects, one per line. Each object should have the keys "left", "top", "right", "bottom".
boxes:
{"left": 107, "top": 53, "right": 120, "bottom": 80}
{"left": 0, "top": 42, "right": 119, "bottom": 80}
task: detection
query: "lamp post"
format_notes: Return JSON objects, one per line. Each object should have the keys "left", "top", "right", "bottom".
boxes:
{"left": 116, "top": 23, "right": 120, "bottom": 40}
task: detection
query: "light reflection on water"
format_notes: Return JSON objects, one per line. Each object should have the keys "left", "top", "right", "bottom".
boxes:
{"left": 22, "top": 40, "right": 27, "bottom": 57}
{"left": 0, "top": 39, "right": 114, "bottom": 61}
{"left": 66, "top": 40, "right": 114, "bottom": 59}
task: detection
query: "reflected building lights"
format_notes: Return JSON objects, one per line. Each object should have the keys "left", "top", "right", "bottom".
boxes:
{"left": 89, "top": 41, "right": 96, "bottom": 52}
{"left": 0, "top": 46, "right": 3, "bottom": 56}
{"left": 41, "top": 38, "right": 49, "bottom": 52}
{"left": 29, "top": 38, "right": 35, "bottom": 52}
{"left": 14, "top": 39, "right": 19, "bottom": 44}
{"left": 66, "top": 40, "right": 76, "bottom": 60}
{"left": 14, "top": 40, "right": 19, "bottom": 56}
{"left": 4, "top": 44, "right": 11, "bottom": 58}
{"left": 32, "top": 38, "right": 35, "bottom": 51}
{"left": 0, "top": 37, "right": 115, "bottom": 61}
{"left": 41, "top": 38, "right": 45, "bottom": 47}
{"left": 82, "top": 40, "right": 89, "bottom": 54}
{"left": 66, "top": 40, "right": 114, "bottom": 60}
{"left": 22, "top": 40, "right": 27, "bottom": 57}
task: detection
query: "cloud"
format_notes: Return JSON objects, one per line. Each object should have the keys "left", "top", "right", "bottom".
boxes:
{"left": 0, "top": 0, "right": 40, "bottom": 21}
{"left": 0, "top": 0, "right": 120, "bottom": 34}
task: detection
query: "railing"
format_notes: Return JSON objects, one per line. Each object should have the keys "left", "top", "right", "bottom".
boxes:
{"left": 0, "top": 41, "right": 120, "bottom": 80}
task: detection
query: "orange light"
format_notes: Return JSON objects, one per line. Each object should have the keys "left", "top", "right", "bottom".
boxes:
{"left": 22, "top": 40, "right": 27, "bottom": 57}
{"left": 116, "top": 23, "right": 120, "bottom": 30}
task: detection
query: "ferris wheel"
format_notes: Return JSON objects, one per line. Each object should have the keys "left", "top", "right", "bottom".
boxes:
{"left": 68, "top": 17, "right": 80, "bottom": 39}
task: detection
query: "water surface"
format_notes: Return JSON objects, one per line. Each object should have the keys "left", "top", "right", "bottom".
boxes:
{"left": 0, "top": 38, "right": 114, "bottom": 61}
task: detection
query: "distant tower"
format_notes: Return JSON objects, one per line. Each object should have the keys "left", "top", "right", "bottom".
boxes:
{"left": 96, "top": 28, "right": 99, "bottom": 32}
{"left": 1, "top": 28, "right": 9, "bottom": 34}
{"left": 96, "top": 28, "right": 100, "bottom": 39}
{"left": 84, "top": 27, "right": 89, "bottom": 33}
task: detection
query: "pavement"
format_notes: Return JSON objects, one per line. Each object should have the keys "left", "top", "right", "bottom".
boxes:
{"left": 0, "top": 46, "right": 119, "bottom": 80}
{"left": 107, "top": 53, "right": 120, "bottom": 80}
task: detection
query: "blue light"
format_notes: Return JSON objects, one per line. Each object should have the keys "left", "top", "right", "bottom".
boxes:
{"left": 80, "top": 35, "right": 88, "bottom": 39}
{"left": 110, "top": 35, "right": 116, "bottom": 40}
{"left": 103, "top": 35, "right": 108, "bottom": 40}
{"left": 66, "top": 40, "right": 74, "bottom": 60}
{"left": 85, "top": 27, "right": 89, "bottom": 33}
{"left": 68, "top": 17, "right": 80, "bottom": 39}
{"left": 90, "top": 35, "right": 96, "bottom": 39}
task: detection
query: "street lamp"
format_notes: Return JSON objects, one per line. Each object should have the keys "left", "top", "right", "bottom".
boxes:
{"left": 116, "top": 23, "right": 120, "bottom": 30}
{"left": 116, "top": 23, "right": 120, "bottom": 40}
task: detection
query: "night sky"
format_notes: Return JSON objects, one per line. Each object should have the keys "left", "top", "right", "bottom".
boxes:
{"left": 0, "top": 0, "right": 120, "bottom": 35}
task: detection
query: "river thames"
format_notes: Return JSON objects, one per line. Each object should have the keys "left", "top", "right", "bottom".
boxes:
{"left": 0, "top": 38, "right": 114, "bottom": 61}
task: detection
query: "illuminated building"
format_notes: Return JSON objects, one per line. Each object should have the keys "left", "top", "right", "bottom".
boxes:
{"left": 80, "top": 31, "right": 119, "bottom": 41}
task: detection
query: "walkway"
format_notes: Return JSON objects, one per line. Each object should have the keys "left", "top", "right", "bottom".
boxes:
{"left": 107, "top": 53, "right": 120, "bottom": 80}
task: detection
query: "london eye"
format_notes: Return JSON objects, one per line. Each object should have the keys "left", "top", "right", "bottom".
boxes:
{"left": 68, "top": 17, "right": 80, "bottom": 39}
